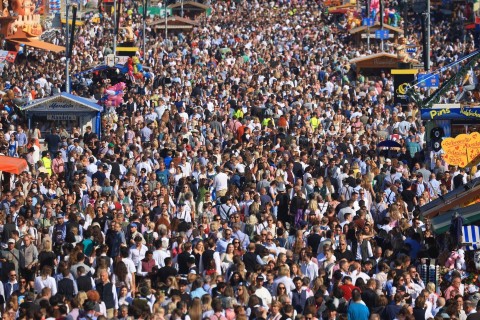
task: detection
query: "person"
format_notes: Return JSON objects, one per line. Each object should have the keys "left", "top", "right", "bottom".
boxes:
{"left": 347, "top": 289, "right": 370, "bottom": 320}
{"left": 19, "top": 234, "right": 38, "bottom": 289}
{"left": 96, "top": 270, "right": 118, "bottom": 318}
{"left": 34, "top": 266, "right": 57, "bottom": 296}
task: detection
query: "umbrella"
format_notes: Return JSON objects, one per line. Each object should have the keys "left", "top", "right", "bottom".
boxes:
{"left": 377, "top": 140, "right": 402, "bottom": 149}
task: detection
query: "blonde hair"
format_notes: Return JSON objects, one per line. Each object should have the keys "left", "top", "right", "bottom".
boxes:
{"left": 41, "top": 238, "right": 53, "bottom": 252}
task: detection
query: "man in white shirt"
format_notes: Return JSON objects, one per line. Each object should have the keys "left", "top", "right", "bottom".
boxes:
{"left": 129, "top": 236, "right": 148, "bottom": 271}
{"left": 213, "top": 167, "right": 229, "bottom": 197}
{"left": 153, "top": 239, "right": 170, "bottom": 267}
{"left": 254, "top": 275, "right": 272, "bottom": 307}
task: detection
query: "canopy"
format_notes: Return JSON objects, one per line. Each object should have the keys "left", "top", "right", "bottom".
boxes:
{"left": 0, "top": 156, "right": 28, "bottom": 174}
{"left": 8, "top": 39, "right": 65, "bottom": 53}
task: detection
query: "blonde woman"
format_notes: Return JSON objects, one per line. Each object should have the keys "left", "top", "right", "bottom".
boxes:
{"left": 34, "top": 265, "right": 57, "bottom": 296}
{"left": 201, "top": 294, "right": 214, "bottom": 319}
{"left": 304, "top": 198, "right": 320, "bottom": 221}
{"left": 236, "top": 284, "right": 250, "bottom": 307}
{"left": 188, "top": 298, "right": 203, "bottom": 320}
{"left": 38, "top": 238, "right": 57, "bottom": 273}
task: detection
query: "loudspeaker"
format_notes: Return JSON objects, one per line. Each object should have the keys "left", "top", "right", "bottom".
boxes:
{"left": 431, "top": 127, "right": 444, "bottom": 152}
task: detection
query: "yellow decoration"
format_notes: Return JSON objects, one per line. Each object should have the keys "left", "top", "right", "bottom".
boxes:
{"left": 442, "top": 132, "right": 480, "bottom": 168}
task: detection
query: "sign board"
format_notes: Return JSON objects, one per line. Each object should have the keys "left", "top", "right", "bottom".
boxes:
{"left": 407, "top": 47, "right": 417, "bottom": 53}
{"left": 442, "top": 132, "right": 480, "bottom": 167}
{"left": 417, "top": 73, "right": 440, "bottom": 88}
{"left": 362, "top": 18, "right": 374, "bottom": 26}
{"left": 105, "top": 54, "right": 129, "bottom": 67}
{"left": 47, "top": 114, "right": 77, "bottom": 121}
{"left": 138, "top": 6, "right": 172, "bottom": 17}
{"left": 421, "top": 105, "right": 480, "bottom": 120}
{"left": 375, "top": 30, "right": 390, "bottom": 40}
{"left": 361, "top": 33, "right": 394, "bottom": 39}
{"left": 392, "top": 69, "right": 417, "bottom": 106}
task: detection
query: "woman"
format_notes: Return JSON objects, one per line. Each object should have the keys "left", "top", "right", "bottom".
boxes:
{"left": 143, "top": 221, "right": 159, "bottom": 250}
{"left": 34, "top": 265, "right": 57, "bottom": 296}
{"left": 118, "top": 285, "right": 133, "bottom": 307}
{"left": 229, "top": 271, "right": 244, "bottom": 289}
{"left": 220, "top": 243, "right": 235, "bottom": 273}
{"left": 232, "top": 239, "right": 244, "bottom": 256}
{"left": 202, "top": 295, "right": 214, "bottom": 319}
{"left": 188, "top": 298, "right": 203, "bottom": 320}
{"left": 38, "top": 238, "right": 57, "bottom": 274}
{"left": 8, "top": 134, "right": 17, "bottom": 157}
{"left": 112, "top": 261, "right": 133, "bottom": 294}
{"left": 193, "top": 241, "right": 205, "bottom": 272}
{"left": 268, "top": 300, "right": 283, "bottom": 320}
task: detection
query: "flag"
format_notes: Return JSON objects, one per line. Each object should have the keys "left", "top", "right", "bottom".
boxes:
{"left": 462, "top": 225, "right": 480, "bottom": 251}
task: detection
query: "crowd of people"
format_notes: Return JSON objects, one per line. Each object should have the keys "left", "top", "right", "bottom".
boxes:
{"left": 1, "top": 0, "right": 480, "bottom": 319}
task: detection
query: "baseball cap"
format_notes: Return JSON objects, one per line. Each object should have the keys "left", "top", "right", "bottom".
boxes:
{"left": 56, "top": 213, "right": 65, "bottom": 219}
{"left": 256, "top": 275, "right": 265, "bottom": 281}
{"left": 8, "top": 238, "right": 15, "bottom": 244}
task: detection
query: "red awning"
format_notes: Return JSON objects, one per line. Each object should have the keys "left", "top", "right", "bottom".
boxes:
{"left": 0, "top": 156, "right": 28, "bottom": 174}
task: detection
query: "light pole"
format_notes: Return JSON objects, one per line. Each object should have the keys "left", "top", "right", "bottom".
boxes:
{"left": 165, "top": 0, "right": 168, "bottom": 44}
{"left": 65, "top": 1, "right": 70, "bottom": 93}
{"left": 113, "top": 0, "right": 117, "bottom": 54}
{"left": 143, "top": 0, "right": 147, "bottom": 59}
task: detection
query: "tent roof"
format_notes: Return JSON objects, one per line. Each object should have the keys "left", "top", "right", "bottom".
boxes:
{"left": 21, "top": 92, "right": 103, "bottom": 112}
{"left": 0, "top": 156, "right": 28, "bottom": 174}
{"left": 349, "top": 23, "right": 404, "bottom": 35}
{"left": 349, "top": 52, "right": 398, "bottom": 64}
{"left": 167, "top": 1, "right": 210, "bottom": 10}
{"left": 431, "top": 204, "right": 480, "bottom": 235}
{"left": 8, "top": 38, "right": 65, "bottom": 53}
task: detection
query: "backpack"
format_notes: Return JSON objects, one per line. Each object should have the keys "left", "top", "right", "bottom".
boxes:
{"left": 244, "top": 224, "right": 255, "bottom": 241}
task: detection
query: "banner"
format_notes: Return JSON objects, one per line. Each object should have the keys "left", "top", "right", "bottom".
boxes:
{"left": 392, "top": 69, "right": 417, "bottom": 106}
{"left": 442, "top": 132, "right": 480, "bottom": 167}
{"left": 421, "top": 105, "right": 480, "bottom": 120}
{"left": 463, "top": 225, "right": 480, "bottom": 251}
{"left": 0, "top": 51, "right": 8, "bottom": 64}
{"left": 5, "top": 51, "right": 17, "bottom": 63}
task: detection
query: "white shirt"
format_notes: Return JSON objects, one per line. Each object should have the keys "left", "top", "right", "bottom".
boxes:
{"left": 34, "top": 276, "right": 57, "bottom": 296}
{"left": 255, "top": 286, "right": 272, "bottom": 306}
{"left": 213, "top": 172, "right": 229, "bottom": 192}
{"left": 129, "top": 244, "right": 149, "bottom": 268}
{"left": 153, "top": 249, "right": 170, "bottom": 267}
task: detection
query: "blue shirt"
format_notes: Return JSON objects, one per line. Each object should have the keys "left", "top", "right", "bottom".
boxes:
{"left": 348, "top": 301, "right": 370, "bottom": 320}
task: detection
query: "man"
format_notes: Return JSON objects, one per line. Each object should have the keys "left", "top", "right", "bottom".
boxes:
{"left": 178, "top": 279, "right": 192, "bottom": 303}
{"left": 216, "top": 228, "right": 234, "bottom": 254}
{"left": 177, "top": 243, "right": 193, "bottom": 275}
{"left": 70, "top": 252, "right": 92, "bottom": 278}
{"left": 158, "top": 257, "right": 178, "bottom": 284}
{"left": 129, "top": 236, "right": 148, "bottom": 272}
{"left": 242, "top": 243, "right": 260, "bottom": 273}
{"left": 96, "top": 270, "right": 118, "bottom": 319}
{"left": 254, "top": 275, "right": 272, "bottom": 307}
{"left": 217, "top": 196, "right": 237, "bottom": 221}
{"left": 152, "top": 239, "right": 170, "bottom": 268}
{"left": 1, "top": 238, "right": 20, "bottom": 280}
{"left": 19, "top": 235, "right": 38, "bottom": 288}
{"left": 76, "top": 266, "right": 95, "bottom": 292}
{"left": 57, "top": 265, "right": 76, "bottom": 299}
{"left": 466, "top": 299, "right": 480, "bottom": 320}
{"left": 52, "top": 213, "right": 67, "bottom": 250}
{"left": 335, "top": 239, "right": 355, "bottom": 261}
{"left": 212, "top": 167, "right": 229, "bottom": 197}
{"left": 3, "top": 270, "right": 19, "bottom": 302}
{"left": 339, "top": 276, "right": 360, "bottom": 301}
{"left": 44, "top": 128, "right": 61, "bottom": 157}
{"left": 382, "top": 293, "right": 404, "bottom": 320}
{"left": 138, "top": 250, "right": 158, "bottom": 279}
{"left": 291, "top": 276, "right": 308, "bottom": 314}
{"left": 445, "top": 276, "right": 463, "bottom": 300}
{"left": 105, "top": 221, "right": 125, "bottom": 258}
{"left": 300, "top": 251, "right": 318, "bottom": 283}
{"left": 361, "top": 279, "right": 378, "bottom": 313}
{"left": 347, "top": 289, "right": 369, "bottom": 320}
